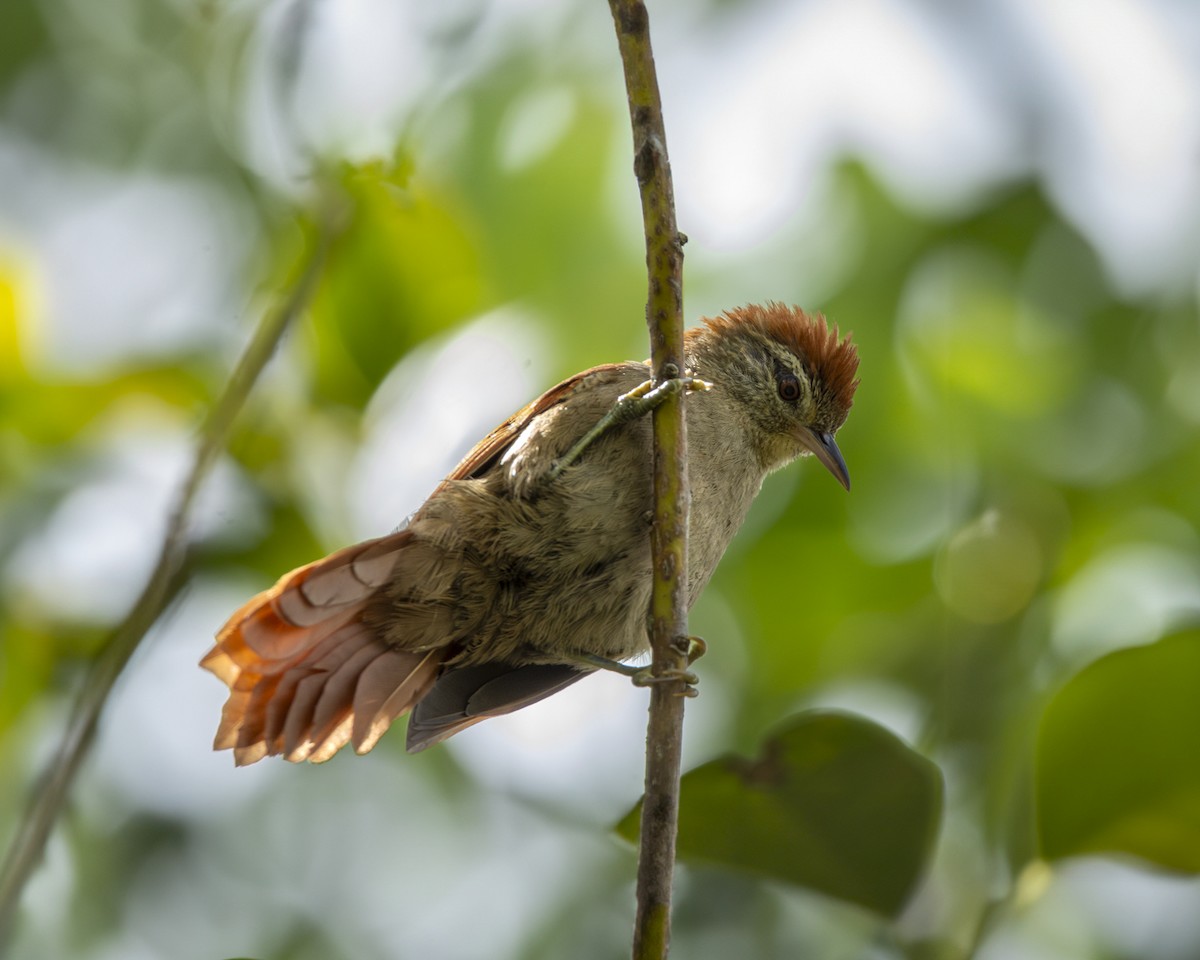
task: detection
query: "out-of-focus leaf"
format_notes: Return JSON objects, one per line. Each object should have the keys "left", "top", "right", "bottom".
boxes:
{"left": 1037, "top": 631, "right": 1200, "bottom": 870}
{"left": 1, "top": 366, "right": 210, "bottom": 447}
{"left": 308, "top": 166, "right": 484, "bottom": 407}
{"left": 898, "top": 248, "right": 1079, "bottom": 417}
{"left": 0, "top": 623, "right": 55, "bottom": 737}
{"left": 0, "top": 0, "right": 50, "bottom": 93}
{"left": 934, "top": 511, "right": 1043, "bottom": 624}
{"left": 453, "top": 71, "right": 645, "bottom": 372}
{"left": 616, "top": 711, "right": 943, "bottom": 916}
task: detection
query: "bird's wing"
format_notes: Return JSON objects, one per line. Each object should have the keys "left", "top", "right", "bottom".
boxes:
{"left": 202, "top": 363, "right": 641, "bottom": 765}
{"left": 434, "top": 362, "right": 637, "bottom": 486}
{"left": 404, "top": 662, "right": 592, "bottom": 752}
{"left": 391, "top": 362, "right": 645, "bottom": 751}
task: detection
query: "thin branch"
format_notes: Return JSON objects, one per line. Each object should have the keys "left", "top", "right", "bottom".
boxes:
{"left": 0, "top": 213, "right": 336, "bottom": 950}
{"left": 606, "top": 3, "right": 689, "bottom": 959}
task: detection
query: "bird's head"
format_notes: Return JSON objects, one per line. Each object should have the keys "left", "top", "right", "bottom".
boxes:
{"left": 687, "top": 303, "right": 860, "bottom": 488}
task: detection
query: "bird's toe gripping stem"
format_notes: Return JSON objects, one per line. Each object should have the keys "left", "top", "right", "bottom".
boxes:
{"left": 581, "top": 635, "right": 706, "bottom": 698}
{"left": 548, "top": 376, "right": 713, "bottom": 481}
{"left": 631, "top": 665, "right": 699, "bottom": 698}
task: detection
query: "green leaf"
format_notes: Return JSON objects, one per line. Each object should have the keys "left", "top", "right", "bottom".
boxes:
{"left": 308, "top": 167, "right": 484, "bottom": 407}
{"left": 617, "top": 711, "right": 943, "bottom": 916}
{"left": 2, "top": 366, "right": 210, "bottom": 447}
{"left": 1037, "top": 631, "right": 1200, "bottom": 870}
{"left": 0, "top": 623, "right": 56, "bottom": 737}
{"left": 0, "top": 0, "right": 50, "bottom": 93}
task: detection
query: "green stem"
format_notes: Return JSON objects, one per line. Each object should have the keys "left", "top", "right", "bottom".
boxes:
{"left": 606, "top": 2, "right": 689, "bottom": 959}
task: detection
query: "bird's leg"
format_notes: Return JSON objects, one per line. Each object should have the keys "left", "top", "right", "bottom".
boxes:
{"left": 578, "top": 636, "right": 706, "bottom": 698}
{"left": 580, "top": 653, "right": 699, "bottom": 697}
{"left": 548, "top": 374, "right": 713, "bottom": 481}
{"left": 681, "top": 634, "right": 707, "bottom": 665}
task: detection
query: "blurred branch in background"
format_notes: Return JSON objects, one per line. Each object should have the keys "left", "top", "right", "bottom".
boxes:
{"left": 0, "top": 205, "right": 338, "bottom": 949}
{"left": 605, "top": 1, "right": 690, "bottom": 957}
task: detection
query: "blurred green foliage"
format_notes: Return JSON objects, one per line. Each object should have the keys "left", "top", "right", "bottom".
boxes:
{"left": 309, "top": 160, "right": 484, "bottom": 407}
{"left": 617, "top": 711, "right": 943, "bottom": 916}
{"left": 3, "top": 1, "right": 1200, "bottom": 959}
{"left": 1038, "top": 631, "right": 1200, "bottom": 870}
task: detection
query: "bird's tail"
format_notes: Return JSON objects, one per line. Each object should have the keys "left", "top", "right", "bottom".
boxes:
{"left": 200, "top": 531, "right": 443, "bottom": 766}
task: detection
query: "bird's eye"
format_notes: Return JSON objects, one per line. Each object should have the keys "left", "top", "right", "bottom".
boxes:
{"left": 778, "top": 375, "right": 801, "bottom": 402}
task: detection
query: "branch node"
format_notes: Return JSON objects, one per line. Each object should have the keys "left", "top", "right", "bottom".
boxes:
{"left": 634, "top": 133, "right": 665, "bottom": 185}
{"left": 618, "top": 1, "right": 649, "bottom": 36}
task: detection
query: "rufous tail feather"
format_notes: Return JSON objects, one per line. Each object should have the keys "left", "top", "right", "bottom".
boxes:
{"left": 200, "top": 532, "right": 443, "bottom": 766}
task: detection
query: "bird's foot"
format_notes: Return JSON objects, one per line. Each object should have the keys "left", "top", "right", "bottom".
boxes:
{"left": 681, "top": 634, "right": 707, "bottom": 665}
{"left": 613, "top": 375, "right": 714, "bottom": 422}
{"left": 631, "top": 665, "right": 699, "bottom": 698}
{"left": 579, "top": 642, "right": 703, "bottom": 698}
{"left": 548, "top": 375, "right": 713, "bottom": 481}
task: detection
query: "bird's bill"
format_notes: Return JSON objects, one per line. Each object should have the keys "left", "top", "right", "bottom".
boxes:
{"left": 796, "top": 427, "right": 851, "bottom": 491}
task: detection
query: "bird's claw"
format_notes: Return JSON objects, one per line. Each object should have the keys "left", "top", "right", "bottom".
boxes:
{"left": 578, "top": 649, "right": 702, "bottom": 698}
{"left": 631, "top": 666, "right": 700, "bottom": 697}
{"left": 548, "top": 376, "right": 713, "bottom": 481}
{"left": 680, "top": 634, "right": 707, "bottom": 665}
{"left": 637, "top": 635, "right": 706, "bottom": 697}
{"left": 617, "top": 376, "right": 713, "bottom": 414}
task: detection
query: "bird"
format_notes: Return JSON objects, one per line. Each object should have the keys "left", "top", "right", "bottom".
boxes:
{"left": 201, "top": 303, "right": 859, "bottom": 765}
